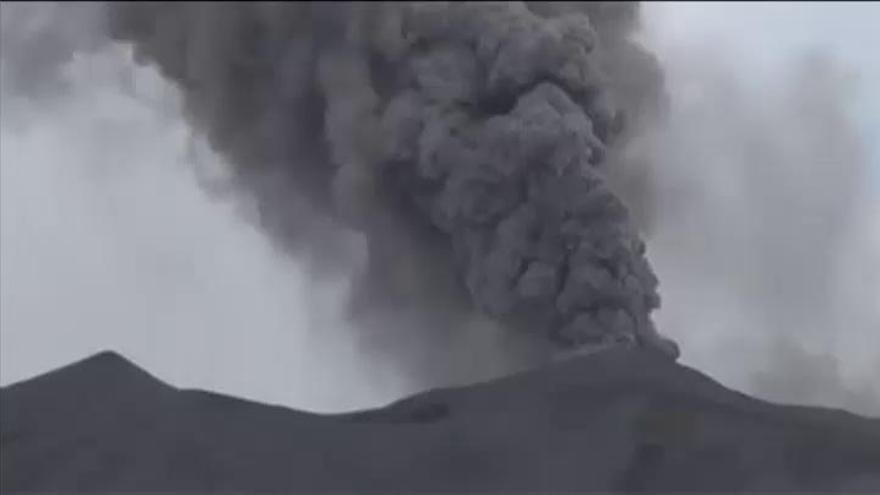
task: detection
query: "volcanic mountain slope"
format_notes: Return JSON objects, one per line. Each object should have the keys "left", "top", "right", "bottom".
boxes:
{"left": 2, "top": 348, "right": 879, "bottom": 492}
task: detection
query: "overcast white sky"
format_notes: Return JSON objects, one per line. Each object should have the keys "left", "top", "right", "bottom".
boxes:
{"left": 1, "top": 3, "right": 878, "bottom": 414}
{"left": 643, "top": 2, "right": 880, "bottom": 186}
{"left": 639, "top": 2, "right": 880, "bottom": 415}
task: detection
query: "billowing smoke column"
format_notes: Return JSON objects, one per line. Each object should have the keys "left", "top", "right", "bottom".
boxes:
{"left": 102, "top": 2, "right": 679, "bottom": 359}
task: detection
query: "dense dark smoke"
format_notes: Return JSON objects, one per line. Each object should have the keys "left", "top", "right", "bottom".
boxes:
{"left": 97, "top": 1, "right": 678, "bottom": 365}
{"left": 3, "top": 2, "right": 877, "bottom": 413}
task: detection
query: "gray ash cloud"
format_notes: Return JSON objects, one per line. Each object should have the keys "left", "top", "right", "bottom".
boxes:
{"left": 99, "top": 2, "right": 678, "bottom": 360}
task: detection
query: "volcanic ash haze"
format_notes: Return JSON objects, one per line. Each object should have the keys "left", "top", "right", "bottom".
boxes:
{"left": 100, "top": 1, "right": 679, "bottom": 364}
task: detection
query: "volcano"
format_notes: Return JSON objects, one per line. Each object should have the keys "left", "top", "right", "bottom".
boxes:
{"left": 2, "top": 348, "right": 879, "bottom": 492}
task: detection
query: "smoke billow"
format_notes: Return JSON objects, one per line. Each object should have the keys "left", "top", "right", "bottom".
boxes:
{"left": 3, "top": 2, "right": 878, "bottom": 413}
{"left": 96, "top": 1, "right": 678, "bottom": 367}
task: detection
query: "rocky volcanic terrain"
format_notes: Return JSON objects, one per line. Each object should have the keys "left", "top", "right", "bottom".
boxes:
{"left": 2, "top": 348, "right": 879, "bottom": 492}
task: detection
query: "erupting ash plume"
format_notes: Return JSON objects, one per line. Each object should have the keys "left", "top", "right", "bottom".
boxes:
{"left": 100, "top": 1, "right": 679, "bottom": 361}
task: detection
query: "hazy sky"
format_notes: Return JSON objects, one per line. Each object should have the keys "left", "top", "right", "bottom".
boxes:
{"left": 639, "top": 2, "right": 880, "bottom": 415}
{"left": 643, "top": 2, "right": 880, "bottom": 187}
{"left": 1, "top": 3, "right": 878, "bottom": 414}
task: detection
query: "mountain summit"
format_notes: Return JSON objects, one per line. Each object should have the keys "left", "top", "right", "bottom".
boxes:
{"left": 2, "top": 348, "right": 879, "bottom": 492}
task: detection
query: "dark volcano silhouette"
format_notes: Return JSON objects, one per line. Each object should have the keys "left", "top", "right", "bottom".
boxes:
{"left": 2, "top": 349, "right": 879, "bottom": 492}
